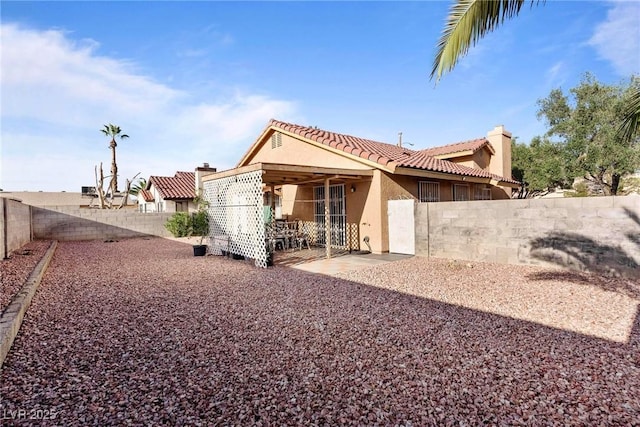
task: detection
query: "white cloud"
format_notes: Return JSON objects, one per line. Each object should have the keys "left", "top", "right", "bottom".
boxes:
{"left": 0, "top": 23, "right": 297, "bottom": 191}
{"left": 544, "top": 61, "right": 568, "bottom": 89}
{"left": 588, "top": 1, "right": 640, "bottom": 76}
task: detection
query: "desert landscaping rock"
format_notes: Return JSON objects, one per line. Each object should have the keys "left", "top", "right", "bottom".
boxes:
{"left": 0, "top": 237, "right": 638, "bottom": 425}
{"left": 0, "top": 240, "right": 52, "bottom": 313}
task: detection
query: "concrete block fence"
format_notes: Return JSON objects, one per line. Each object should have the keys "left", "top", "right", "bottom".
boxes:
{"left": 415, "top": 195, "right": 640, "bottom": 277}
{"left": 31, "top": 206, "right": 174, "bottom": 241}
{"left": 0, "top": 198, "right": 32, "bottom": 259}
{"left": 3, "top": 196, "right": 640, "bottom": 277}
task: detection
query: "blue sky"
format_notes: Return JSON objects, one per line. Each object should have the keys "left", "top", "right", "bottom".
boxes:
{"left": 1, "top": 1, "right": 638, "bottom": 192}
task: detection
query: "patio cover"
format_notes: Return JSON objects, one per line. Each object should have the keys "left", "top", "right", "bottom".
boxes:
{"left": 202, "top": 163, "right": 373, "bottom": 267}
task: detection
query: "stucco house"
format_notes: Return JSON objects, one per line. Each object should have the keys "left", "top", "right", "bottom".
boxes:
{"left": 138, "top": 172, "right": 196, "bottom": 213}
{"left": 139, "top": 164, "right": 218, "bottom": 213}
{"left": 202, "top": 119, "right": 519, "bottom": 265}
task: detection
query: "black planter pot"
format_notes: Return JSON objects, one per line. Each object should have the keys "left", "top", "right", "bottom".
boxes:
{"left": 193, "top": 245, "right": 207, "bottom": 256}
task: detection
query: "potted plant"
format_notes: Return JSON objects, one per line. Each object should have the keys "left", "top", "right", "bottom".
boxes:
{"left": 164, "top": 193, "right": 209, "bottom": 256}
{"left": 190, "top": 193, "right": 209, "bottom": 256}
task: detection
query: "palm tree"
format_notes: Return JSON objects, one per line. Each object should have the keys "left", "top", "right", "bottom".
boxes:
{"left": 129, "top": 177, "right": 147, "bottom": 196}
{"left": 618, "top": 85, "right": 640, "bottom": 141}
{"left": 430, "top": 0, "right": 638, "bottom": 140}
{"left": 100, "top": 124, "right": 129, "bottom": 194}
{"left": 430, "top": 0, "right": 537, "bottom": 83}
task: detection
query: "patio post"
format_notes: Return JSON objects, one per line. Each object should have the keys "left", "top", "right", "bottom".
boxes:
{"left": 325, "top": 177, "right": 331, "bottom": 259}
{"left": 270, "top": 184, "right": 276, "bottom": 216}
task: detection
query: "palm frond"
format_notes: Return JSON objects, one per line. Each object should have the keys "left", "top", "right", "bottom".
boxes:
{"left": 99, "top": 124, "right": 129, "bottom": 139}
{"left": 431, "top": 0, "right": 536, "bottom": 82}
{"left": 617, "top": 86, "right": 640, "bottom": 141}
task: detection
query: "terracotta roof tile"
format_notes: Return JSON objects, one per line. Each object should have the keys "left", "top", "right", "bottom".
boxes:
{"left": 269, "top": 119, "right": 418, "bottom": 168}
{"left": 419, "top": 138, "right": 492, "bottom": 157}
{"left": 148, "top": 172, "right": 196, "bottom": 200}
{"left": 398, "top": 151, "right": 519, "bottom": 183}
{"left": 268, "top": 119, "right": 519, "bottom": 184}
{"left": 139, "top": 189, "right": 154, "bottom": 202}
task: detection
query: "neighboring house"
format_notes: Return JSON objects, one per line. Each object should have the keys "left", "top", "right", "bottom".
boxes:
{"left": 140, "top": 164, "right": 217, "bottom": 213}
{"left": 203, "top": 119, "right": 520, "bottom": 255}
{"left": 140, "top": 172, "right": 196, "bottom": 213}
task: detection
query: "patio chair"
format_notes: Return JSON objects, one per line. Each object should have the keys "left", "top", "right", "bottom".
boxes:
{"left": 294, "top": 232, "right": 311, "bottom": 250}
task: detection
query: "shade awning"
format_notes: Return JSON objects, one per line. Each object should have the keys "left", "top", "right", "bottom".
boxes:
{"left": 202, "top": 163, "right": 374, "bottom": 187}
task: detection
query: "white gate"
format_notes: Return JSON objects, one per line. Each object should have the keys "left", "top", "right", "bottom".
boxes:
{"left": 388, "top": 199, "right": 415, "bottom": 255}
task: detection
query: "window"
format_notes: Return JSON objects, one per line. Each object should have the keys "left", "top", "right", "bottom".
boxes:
{"left": 453, "top": 184, "right": 470, "bottom": 201}
{"left": 474, "top": 184, "right": 491, "bottom": 200}
{"left": 419, "top": 181, "right": 440, "bottom": 202}
{"left": 176, "top": 201, "right": 187, "bottom": 212}
{"left": 271, "top": 132, "right": 282, "bottom": 149}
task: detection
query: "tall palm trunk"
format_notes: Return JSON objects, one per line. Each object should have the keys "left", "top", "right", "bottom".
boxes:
{"left": 110, "top": 139, "right": 118, "bottom": 194}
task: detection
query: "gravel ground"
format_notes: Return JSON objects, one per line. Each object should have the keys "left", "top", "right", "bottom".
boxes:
{"left": 0, "top": 240, "right": 52, "bottom": 313}
{"left": 1, "top": 237, "right": 638, "bottom": 426}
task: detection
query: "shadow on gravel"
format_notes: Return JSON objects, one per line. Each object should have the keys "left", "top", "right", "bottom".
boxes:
{"left": 1, "top": 238, "right": 638, "bottom": 426}
{"left": 526, "top": 270, "right": 640, "bottom": 300}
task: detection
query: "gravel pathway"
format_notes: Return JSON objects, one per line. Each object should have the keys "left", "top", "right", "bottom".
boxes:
{"left": 1, "top": 240, "right": 52, "bottom": 313}
{"left": 1, "top": 237, "right": 638, "bottom": 426}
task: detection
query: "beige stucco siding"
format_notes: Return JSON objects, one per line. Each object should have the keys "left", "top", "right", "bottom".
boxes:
{"left": 245, "top": 133, "right": 373, "bottom": 170}
{"left": 452, "top": 155, "right": 477, "bottom": 170}
{"left": 281, "top": 185, "right": 313, "bottom": 220}
{"left": 360, "top": 171, "right": 384, "bottom": 253}
{"left": 472, "top": 149, "right": 491, "bottom": 170}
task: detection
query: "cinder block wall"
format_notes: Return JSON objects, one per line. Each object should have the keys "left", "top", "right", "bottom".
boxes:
{"left": 416, "top": 195, "right": 640, "bottom": 277}
{"left": 0, "top": 198, "right": 32, "bottom": 259}
{"left": 31, "top": 206, "right": 174, "bottom": 241}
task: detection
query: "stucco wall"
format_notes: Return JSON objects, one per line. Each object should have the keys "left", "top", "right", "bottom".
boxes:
{"left": 0, "top": 198, "right": 32, "bottom": 259}
{"left": 32, "top": 206, "right": 174, "bottom": 241}
{"left": 246, "top": 132, "right": 372, "bottom": 170}
{"left": 415, "top": 195, "right": 640, "bottom": 277}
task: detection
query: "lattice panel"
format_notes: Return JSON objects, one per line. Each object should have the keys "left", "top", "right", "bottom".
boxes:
{"left": 203, "top": 170, "right": 268, "bottom": 268}
{"left": 297, "top": 220, "right": 359, "bottom": 251}
{"left": 346, "top": 223, "right": 360, "bottom": 251}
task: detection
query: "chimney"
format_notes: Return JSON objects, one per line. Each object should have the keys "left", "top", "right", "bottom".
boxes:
{"left": 486, "top": 125, "right": 512, "bottom": 181}
{"left": 195, "top": 163, "right": 217, "bottom": 192}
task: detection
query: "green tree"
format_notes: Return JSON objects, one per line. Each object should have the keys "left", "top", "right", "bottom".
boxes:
{"left": 512, "top": 136, "right": 570, "bottom": 197}
{"left": 100, "top": 124, "right": 129, "bottom": 194}
{"left": 536, "top": 74, "right": 640, "bottom": 195}
{"left": 430, "top": 0, "right": 639, "bottom": 140}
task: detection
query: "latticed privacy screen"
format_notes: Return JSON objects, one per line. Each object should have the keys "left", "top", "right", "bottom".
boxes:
{"left": 203, "top": 170, "right": 269, "bottom": 268}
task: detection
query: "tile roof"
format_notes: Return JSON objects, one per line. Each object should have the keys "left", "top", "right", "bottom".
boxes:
{"left": 268, "top": 119, "right": 519, "bottom": 184}
{"left": 148, "top": 172, "right": 196, "bottom": 200}
{"left": 138, "top": 189, "right": 154, "bottom": 202}
{"left": 397, "top": 151, "right": 518, "bottom": 183}
{"left": 419, "top": 138, "right": 493, "bottom": 157}
{"left": 267, "top": 119, "right": 417, "bottom": 168}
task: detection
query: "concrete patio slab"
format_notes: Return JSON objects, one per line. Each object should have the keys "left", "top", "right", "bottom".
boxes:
{"left": 290, "top": 252, "right": 413, "bottom": 275}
